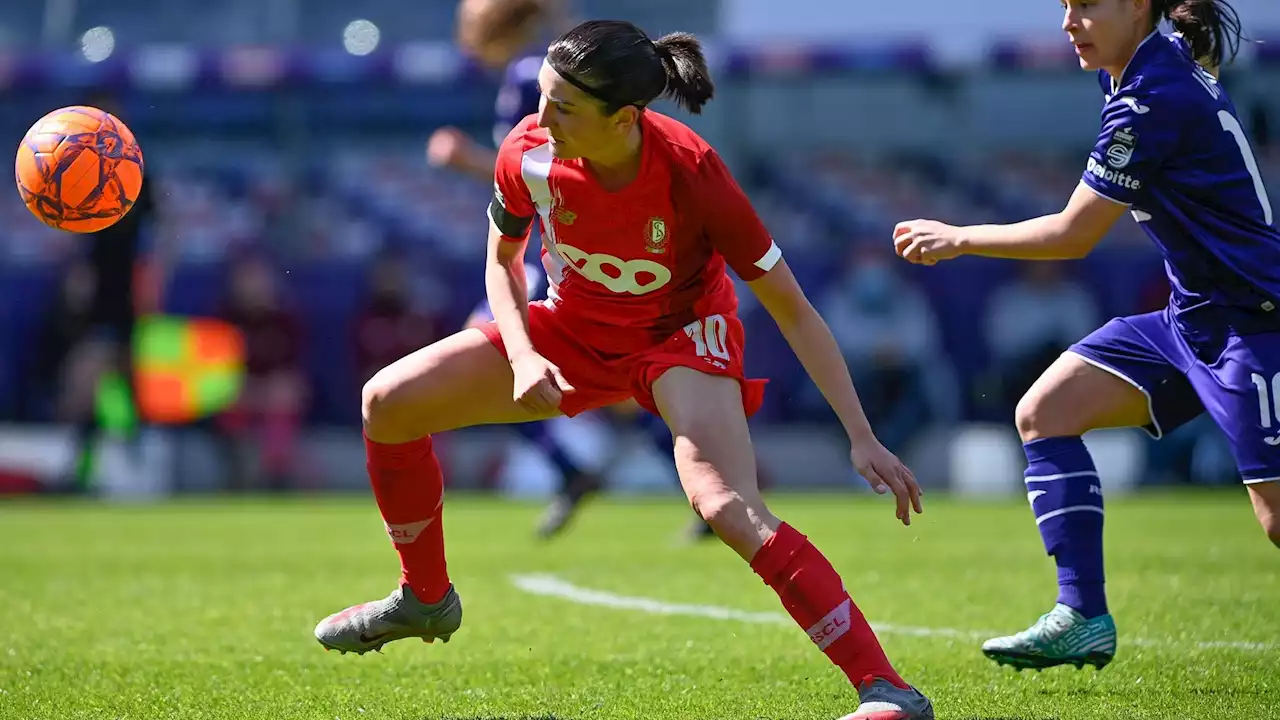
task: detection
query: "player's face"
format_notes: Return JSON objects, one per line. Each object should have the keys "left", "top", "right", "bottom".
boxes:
{"left": 1060, "top": 0, "right": 1149, "bottom": 73}
{"left": 535, "top": 60, "right": 636, "bottom": 160}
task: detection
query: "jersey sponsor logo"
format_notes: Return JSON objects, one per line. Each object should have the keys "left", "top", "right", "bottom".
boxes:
{"left": 556, "top": 242, "right": 672, "bottom": 295}
{"left": 1087, "top": 156, "right": 1141, "bottom": 191}
{"left": 1107, "top": 125, "right": 1136, "bottom": 169}
{"left": 1106, "top": 143, "right": 1133, "bottom": 169}
{"left": 646, "top": 217, "right": 668, "bottom": 254}
{"left": 1115, "top": 96, "right": 1150, "bottom": 114}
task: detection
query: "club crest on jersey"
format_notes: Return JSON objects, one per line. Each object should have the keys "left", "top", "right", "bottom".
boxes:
{"left": 552, "top": 207, "right": 577, "bottom": 225}
{"left": 646, "top": 217, "right": 668, "bottom": 254}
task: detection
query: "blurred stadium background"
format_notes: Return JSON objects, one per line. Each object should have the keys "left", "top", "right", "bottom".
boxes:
{"left": 1, "top": 0, "right": 1279, "bottom": 501}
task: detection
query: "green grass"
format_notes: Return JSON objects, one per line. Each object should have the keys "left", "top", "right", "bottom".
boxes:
{"left": 0, "top": 490, "right": 1277, "bottom": 719}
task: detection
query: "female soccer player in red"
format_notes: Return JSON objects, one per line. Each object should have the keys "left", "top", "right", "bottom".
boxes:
{"left": 316, "top": 20, "right": 931, "bottom": 720}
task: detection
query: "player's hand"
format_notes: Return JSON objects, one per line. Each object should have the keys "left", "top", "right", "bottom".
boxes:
{"left": 426, "top": 127, "right": 474, "bottom": 169}
{"left": 510, "top": 350, "right": 576, "bottom": 415}
{"left": 893, "top": 219, "right": 964, "bottom": 266}
{"left": 849, "top": 436, "right": 924, "bottom": 526}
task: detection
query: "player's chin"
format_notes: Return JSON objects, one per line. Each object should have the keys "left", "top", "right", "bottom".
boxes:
{"left": 1073, "top": 46, "right": 1098, "bottom": 70}
{"left": 547, "top": 138, "right": 578, "bottom": 159}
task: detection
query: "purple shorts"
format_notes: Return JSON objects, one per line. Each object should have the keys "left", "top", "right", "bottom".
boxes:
{"left": 1069, "top": 308, "right": 1280, "bottom": 485}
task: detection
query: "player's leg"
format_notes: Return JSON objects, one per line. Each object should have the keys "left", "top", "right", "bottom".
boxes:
{"left": 631, "top": 405, "right": 715, "bottom": 540}
{"left": 639, "top": 312, "right": 931, "bottom": 720}
{"left": 651, "top": 368, "right": 931, "bottom": 720}
{"left": 1249, "top": 482, "right": 1280, "bottom": 548}
{"left": 983, "top": 312, "right": 1203, "bottom": 671}
{"left": 1183, "top": 329, "right": 1280, "bottom": 549}
{"left": 466, "top": 298, "right": 602, "bottom": 538}
{"left": 315, "top": 325, "right": 560, "bottom": 655}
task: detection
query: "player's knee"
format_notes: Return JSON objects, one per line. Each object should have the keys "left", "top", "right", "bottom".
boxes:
{"left": 361, "top": 374, "right": 392, "bottom": 429}
{"left": 688, "top": 486, "right": 748, "bottom": 543}
{"left": 1015, "top": 389, "right": 1085, "bottom": 442}
{"left": 1014, "top": 392, "right": 1051, "bottom": 442}
{"left": 361, "top": 369, "right": 414, "bottom": 439}
{"left": 1262, "top": 517, "right": 1280, "bottom": 549}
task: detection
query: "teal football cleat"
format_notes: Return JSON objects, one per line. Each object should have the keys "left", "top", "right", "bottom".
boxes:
{"left": 982, "top": 603, "right": 1116, "bottom": 671}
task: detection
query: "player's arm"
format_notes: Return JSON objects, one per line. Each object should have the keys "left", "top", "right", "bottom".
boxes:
{"left": 454, "top": 145, "right": 500, "bottom": 182}
{"left": 484, "top": 217, "right": 538, "bottom": 357}
{"left": 897, "top": 182, "right": 1129, "bottom": 262}
{"left": 747, "top": 261, "right": 878, "bottom": 444}
{"left": 427, "top": 127, "right": 500, "bottom": 181}
{"left": 485, "top": 130, "right": 538, "bottom": 359}
{"left": 697, "top": 150, "right": 874, "bottom": 439}
{"left": 896, "top": 88, "right": 1169, "bottom": 264}
{"left": 699, "top": 149, "right": 921, "bottom": 517}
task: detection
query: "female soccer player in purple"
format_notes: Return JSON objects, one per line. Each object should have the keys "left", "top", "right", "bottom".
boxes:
{"left": 894, "top": 0, "right": 1277, "bottom": 671}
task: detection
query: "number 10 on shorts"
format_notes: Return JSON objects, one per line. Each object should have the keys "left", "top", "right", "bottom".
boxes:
{"left": 685, "top": 315, "right": 730, "bottom": 361}
{"left": 1252, "top": 372, "right": 1280, "bottom": 444}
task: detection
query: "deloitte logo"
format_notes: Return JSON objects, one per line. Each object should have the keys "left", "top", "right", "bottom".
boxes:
{"left": 1087, "top": 156, "right": 1142, "bottom": 191}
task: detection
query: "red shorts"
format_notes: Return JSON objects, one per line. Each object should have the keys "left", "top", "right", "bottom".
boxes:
{"left": 479, "top": 301, "right": 767, "bottom": 418}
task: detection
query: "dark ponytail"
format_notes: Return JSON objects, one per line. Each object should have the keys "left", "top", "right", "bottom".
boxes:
{"left": 653, "top": 33, "right": 715, "bottom": 114}
{"left": 1156, "top": 0, "right": 1244, "bottom": 68}
{"left": 547, "top": 20, "right": 716, "bottom": 116}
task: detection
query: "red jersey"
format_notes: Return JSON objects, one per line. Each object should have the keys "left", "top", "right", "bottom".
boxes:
{"left": 489, "top": 111, "right": 781, "bottom": 353}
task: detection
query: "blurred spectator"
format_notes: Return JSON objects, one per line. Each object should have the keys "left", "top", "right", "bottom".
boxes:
{"left": 803, "top": 246, "right": 949, "bottom": 452}
{"left": 215, "top": 254, "right": 308, "bottom": 492}
{"left": 983, "top": 262, "right": 1099, "bottom": 416}
{"left": 352, "top": 250, "right": 447, "bottom": 385}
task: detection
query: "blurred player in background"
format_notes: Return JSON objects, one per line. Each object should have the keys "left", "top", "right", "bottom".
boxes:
{"left": 318, "top": 20, "right": 931, "bottom": 720}
{"left": 429, "top": 0, "right": 711, "bottom": 540}
{"left": 61, "top": 90, "right": 159, "bottom": 490}
{"left": 893, "top": 0, "right": 1278, "bottom": 673}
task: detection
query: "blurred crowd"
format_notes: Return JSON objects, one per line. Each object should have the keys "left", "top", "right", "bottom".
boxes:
{"left": 4, "top": 119, "right": 1274, "bottom": 492}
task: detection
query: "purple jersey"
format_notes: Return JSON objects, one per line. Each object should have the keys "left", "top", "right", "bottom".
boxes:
{"left": 492, "top": 55, "right": 543, "bottom": 148}
{"left": 1083, "top": 33, "right": 1278, "bottom": 327}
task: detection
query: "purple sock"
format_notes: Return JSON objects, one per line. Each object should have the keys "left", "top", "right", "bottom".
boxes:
{"left": 1023, "top": 436, "right": 1108, "bottom": 619}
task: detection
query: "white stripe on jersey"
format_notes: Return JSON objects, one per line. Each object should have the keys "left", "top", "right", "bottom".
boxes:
{"left": 755, "top": 240, "right": 782, "bottom": 272}
{"left": 519, "top": 142, "right": 568, "bottom": 286}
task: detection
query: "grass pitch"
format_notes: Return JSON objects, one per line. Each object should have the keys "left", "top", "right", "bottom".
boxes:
{"left": 1, "top": 490, "right": 1276, "bottom": 719}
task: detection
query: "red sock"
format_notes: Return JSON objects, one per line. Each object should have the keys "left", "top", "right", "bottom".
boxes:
{"left": 365, "top": 432, "right": 450, "bottom": 604}
{"left": 750, "top": 522, "right": 907, "bottom": 690}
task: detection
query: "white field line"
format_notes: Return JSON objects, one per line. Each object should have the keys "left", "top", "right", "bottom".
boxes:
{"left": 509, "top": 573, "right": 1276, "bottom": 654}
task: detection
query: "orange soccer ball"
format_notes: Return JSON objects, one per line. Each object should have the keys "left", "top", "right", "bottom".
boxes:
{"left": 15, "top": 105, "right": 145, "bottom": 233}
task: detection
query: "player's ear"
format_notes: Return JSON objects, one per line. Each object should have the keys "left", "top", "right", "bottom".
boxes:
{"left": 1133, "top": 0, "right": 1155, "bottom": 23}
{"left": 611, "top": 105, "right": 641, "bottom": 134}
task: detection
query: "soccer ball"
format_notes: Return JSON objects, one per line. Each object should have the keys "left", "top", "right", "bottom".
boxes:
{"left": 15, "top": 105, "right": 145, "bottom": 233}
